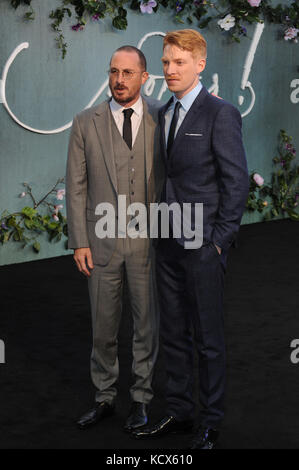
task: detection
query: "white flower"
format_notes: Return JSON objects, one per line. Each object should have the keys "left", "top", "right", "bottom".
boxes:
{"left": 19, "top": 192, "right": 27, "bottom": 198}
{"left": 253, "top": 173, "right": 264, "bottom": 187}
{"left": 56, "top": 189, "right": 65, "bottom": 200}
{"left": 218, "top": 14, "right": 236, "bottom": 31}
{"left": 54, "top": 204, "right": 63, "bottom": 215}
{"left": 284, "top": 27, "right": 299, "bottom": 41}
{"left": 52, "top": 214, "right": 59, "bottom": 222}
{"left": 247, "top": 0, "right": 262, "bottom": 7}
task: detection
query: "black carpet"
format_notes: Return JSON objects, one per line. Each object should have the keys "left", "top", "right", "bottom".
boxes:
{"left": 0, "top": 219, "right": 298, "bottom": 449}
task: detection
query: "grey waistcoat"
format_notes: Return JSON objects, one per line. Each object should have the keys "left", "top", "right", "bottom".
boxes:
{"left": 111, "top": 111, "right": 147, "bottom": 217}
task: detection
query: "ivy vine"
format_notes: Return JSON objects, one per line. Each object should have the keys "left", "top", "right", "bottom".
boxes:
{"left": 7, "top": 1, "right": 299, "bottom": 59}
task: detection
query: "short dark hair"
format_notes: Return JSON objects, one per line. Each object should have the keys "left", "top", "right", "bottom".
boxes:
{"left": 111, "top": 46, "right": 147, "bottom": 71}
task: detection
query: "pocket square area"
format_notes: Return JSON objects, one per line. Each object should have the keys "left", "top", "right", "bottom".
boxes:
{"left": 185, "top": 133, "right": 203, "bottom": 137}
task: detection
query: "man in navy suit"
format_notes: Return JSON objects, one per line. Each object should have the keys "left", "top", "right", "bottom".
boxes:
{"left": 134, "top": 29, "right": 249, "bottom": 449}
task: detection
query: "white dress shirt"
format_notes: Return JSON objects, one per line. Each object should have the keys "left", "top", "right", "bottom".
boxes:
{"left": 110, "top": 96, "right": 143, "bottom": 147}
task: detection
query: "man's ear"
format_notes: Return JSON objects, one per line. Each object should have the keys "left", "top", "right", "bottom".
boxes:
{"left": 197, "top": 58, "right": 206, "bottom": 74}
{"left": 142, "top": 72, "right": 149, "bottom": 84}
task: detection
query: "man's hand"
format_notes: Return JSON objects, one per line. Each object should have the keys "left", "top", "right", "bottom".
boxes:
{"left": 74, "top": 248, "right": 94, "bottom": 277}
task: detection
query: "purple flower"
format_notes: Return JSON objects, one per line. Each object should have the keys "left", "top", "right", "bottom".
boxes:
{"left": 72, "top": 23, "right": 84, "bottom": 31}
{"left": 247, "top": 0, "right": 262, "bottom": 6}
{"left": 176, "top": 1, "right": 183, "bottom": 13}
{"left": 240, "top": 26, "right": 247, "bottom": 36}
{"left": 140, "top": 0, "right": 157, "bottom": 14}
{"left": 281, "top": 160, "right": 286, "bottom": 167}
{"left": 92, "top": 14, "right": 100, "bottom": 21}
{"left": 285, "top": 143, "right": 296, "bottom": 154}
{"left": 1, "top": 222, "right": 8, "bottom": 230}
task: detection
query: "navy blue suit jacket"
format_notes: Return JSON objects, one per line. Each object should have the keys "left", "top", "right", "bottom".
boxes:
{"left": 159, "top": 86, "right": 249, "bottom": 251}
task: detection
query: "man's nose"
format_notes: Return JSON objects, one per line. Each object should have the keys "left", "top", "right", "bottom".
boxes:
{"left": 115, "top": 71, "right": 125, "bottom": 82}
{"left": 116, "top": 76, "right": 126, "bottom": 85}
{"left": 166, "top": 63, "right": 176, "bottom": 76}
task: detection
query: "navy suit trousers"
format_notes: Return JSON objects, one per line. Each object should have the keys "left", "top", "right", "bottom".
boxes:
{"left": 156, "top": 237, "right": 228, "bottom": 428}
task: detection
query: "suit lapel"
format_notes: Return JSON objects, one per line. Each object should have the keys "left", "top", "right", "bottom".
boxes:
{"left": 93, "top": 101, "right": 118, "bottom": 194}
{"left": 159, "top": 97, "right": 173, "bottom": 163}
{"left": 168, "top": 86, "right": 209, "bottom": 160}
{"left": 143, "top": 99, "right": 156, "bottom": 182}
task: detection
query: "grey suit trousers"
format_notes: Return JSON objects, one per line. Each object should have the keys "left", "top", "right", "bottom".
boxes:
{"left": 88, "top": 236, "right": 159, "bottom": 405}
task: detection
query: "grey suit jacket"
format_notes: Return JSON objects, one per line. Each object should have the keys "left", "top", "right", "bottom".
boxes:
{"left": 66, "top": 97, "right": 164, "bottom": 266}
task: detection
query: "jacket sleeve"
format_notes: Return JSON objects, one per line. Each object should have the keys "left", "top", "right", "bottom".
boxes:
{"left": 211, "top": 104, "right": 249, "bottom": 250}
{"left": 66, "top": 115, "right": 90, "bottom": 249}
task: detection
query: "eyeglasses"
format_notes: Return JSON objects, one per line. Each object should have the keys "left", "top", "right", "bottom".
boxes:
{"left": 108, "top": 69, "right": 144, "bottom": 81}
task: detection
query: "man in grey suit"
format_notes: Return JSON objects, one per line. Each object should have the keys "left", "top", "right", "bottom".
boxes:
{"left": 66, "top": 46, "right": 163, "bottom": 432}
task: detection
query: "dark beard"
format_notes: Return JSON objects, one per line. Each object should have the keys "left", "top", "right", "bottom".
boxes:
{"left": 110, "top": 86, "right": 139, "bottom": 106}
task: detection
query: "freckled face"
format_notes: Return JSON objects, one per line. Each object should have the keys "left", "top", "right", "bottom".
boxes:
{"left": 162, "top": 44, "right": 206, "bottom": 99}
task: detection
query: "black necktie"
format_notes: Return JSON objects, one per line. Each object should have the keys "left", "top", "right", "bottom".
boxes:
{"left": 123, "top": 108, "right": 134, "bottom": 150}
{"left": 167, "top": 101, "right": 181, "bottom": 156}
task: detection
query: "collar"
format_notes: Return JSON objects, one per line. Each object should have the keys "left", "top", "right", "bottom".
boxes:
{"left": 110, "top": 95, "right": 143, "bottom": 117}
{"left": 173, "top": 81, "right": 203, "bottom": 112}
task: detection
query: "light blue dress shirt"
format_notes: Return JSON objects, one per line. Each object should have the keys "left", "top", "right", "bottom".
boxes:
{"left": 164, "top": 81, "right": 203, "bottom": 143}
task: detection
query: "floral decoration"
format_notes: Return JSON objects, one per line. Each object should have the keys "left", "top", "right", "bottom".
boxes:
{"left": 247, "top": 130, "right": 299, "bottom": 222}
{"left": 0, "top": 178, "right": 68, "bottom": 253}
{"left": 7, "top": 1, "right": 299, "bottom": 59}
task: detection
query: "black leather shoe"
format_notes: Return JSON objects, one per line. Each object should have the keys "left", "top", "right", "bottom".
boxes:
{"left": 77, "top": 402, "right": 115, "bottom": 429}
{"left": 133, "top": 416, "right": 194, "bottom": 439}
{"left": 189, "top": 427, "right": 219, "bottom": 449}
{"left": 124, "top": 402, "right": 148, "bottom": 433}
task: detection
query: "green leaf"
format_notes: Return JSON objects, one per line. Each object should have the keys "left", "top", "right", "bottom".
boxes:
{"left": 24, "top": 219, "right": 33, "bottom": 230}
{"left": 7, "top": 216, "right": 17, "bottom": 228}
{"left": 287, "top": 210, "right": 299, "bottom": 221}
{"left": 33, "top": 241, "right": 41, "bottom": 253}
{"left": 21, "top": 206, "right": 37, "bottom": 219}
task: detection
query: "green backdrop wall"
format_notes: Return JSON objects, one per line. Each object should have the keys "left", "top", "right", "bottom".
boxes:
{"left": 0, "top": 0, "right": 298, "bottom": 265}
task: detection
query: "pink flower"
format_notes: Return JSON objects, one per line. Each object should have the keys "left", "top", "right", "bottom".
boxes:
{"left": 253, "top": 173, "right": 264, "bottom": 187}
{"left": 57, "top": 189, "right": 65, "bottom": 200}
{"left": 247, "top": 0, "right": 262, "bottom": 6}
{"left": 284, "top": 27, "right": 299, "bottom": 41}
{"left": 140, "top": 1, "right": 157, "bottom": 14}
{"left": 52, "top": 214, "right": 59, "bottom": 222}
